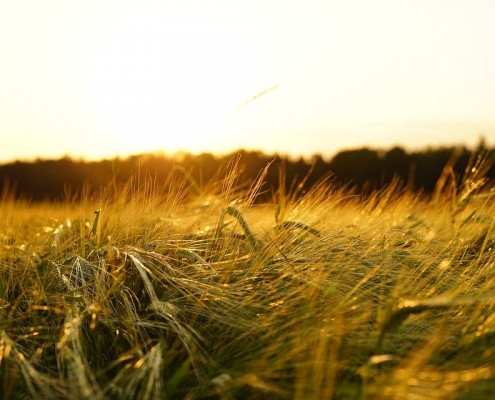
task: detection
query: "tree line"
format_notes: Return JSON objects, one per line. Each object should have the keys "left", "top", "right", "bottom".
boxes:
{"left": 1, "top": 143, "right": 494, "bottom": 201}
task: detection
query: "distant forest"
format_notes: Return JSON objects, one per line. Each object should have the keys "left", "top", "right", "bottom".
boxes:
{"left": 1, "top": 141, "right": 494, "bottom": 201}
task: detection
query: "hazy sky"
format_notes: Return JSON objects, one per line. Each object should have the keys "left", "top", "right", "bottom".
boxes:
{"left": 1, "top": 0, "right": 494, "bottom": 162}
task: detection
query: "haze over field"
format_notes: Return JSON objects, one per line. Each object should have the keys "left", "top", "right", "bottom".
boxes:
{"left": 1, "top": 0, "right": 495, "bottom": 162}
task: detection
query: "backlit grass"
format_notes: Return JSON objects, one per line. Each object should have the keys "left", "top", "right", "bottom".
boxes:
{"left": 1, "top": 157, "right": 495, "bottom": 399}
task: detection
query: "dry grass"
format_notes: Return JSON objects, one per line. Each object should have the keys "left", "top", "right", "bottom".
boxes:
{"left": 1, "top": 157, "right": 495, "bottom": 399}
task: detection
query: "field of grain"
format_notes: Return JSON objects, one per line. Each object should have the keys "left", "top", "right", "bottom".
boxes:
{"left": 1, "top": 158, "right": 495, "bottom": 399}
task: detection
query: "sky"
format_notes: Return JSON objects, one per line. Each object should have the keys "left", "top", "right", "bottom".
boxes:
{"left": 1, "top": 0, "right": 495, "bottom": 163}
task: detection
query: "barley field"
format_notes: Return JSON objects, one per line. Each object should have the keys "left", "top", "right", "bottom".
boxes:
{"left": 1, "top": 157, "right": 495, "bottom": 399}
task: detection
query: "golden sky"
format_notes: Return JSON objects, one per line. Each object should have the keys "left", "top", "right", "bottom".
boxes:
{"left": 1, "top": 0, "right": 494, "bottom": 162}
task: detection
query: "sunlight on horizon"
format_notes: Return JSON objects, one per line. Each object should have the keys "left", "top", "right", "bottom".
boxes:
{"left": 1, "top": 0, "right": 495, "bottom": 162}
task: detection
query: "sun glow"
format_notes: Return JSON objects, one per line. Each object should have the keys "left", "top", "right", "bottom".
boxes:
{"left": 82, "top": 5, "right": 265, "bottom": 155}
{"left": 0, "top": 0, "right": 494, "bottom": 162}
{"left": 0, "top": 1, "right": 282, "bottom": 160}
